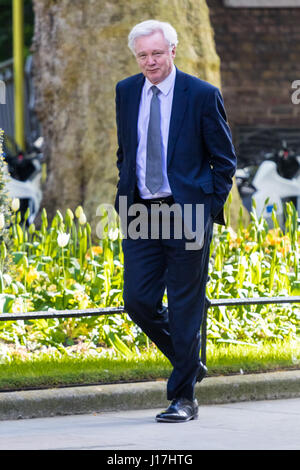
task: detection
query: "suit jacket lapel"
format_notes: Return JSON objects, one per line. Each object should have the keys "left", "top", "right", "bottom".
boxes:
{"left": 129, "top": 73, "right": 145, "bottom": 160}
{"left": 167, "top": 67, "right": 188, "bottom": 167}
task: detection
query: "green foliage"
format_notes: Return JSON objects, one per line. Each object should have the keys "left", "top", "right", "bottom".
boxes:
{"left": 0, "top": 340, "right": 298, "bottom": 392}
{"left": 0, "top": 129, "right": 13, "bottom": 270}
{"left": 206, "top": 201, "right": 299, "bottom": 345}
{"left": 0, "top": 197, "right": 299, "bottom": 360}
{"left": 0, "top": 0, "right": 34, "bottom": 63}
{"left": 0, "top": 202, "right": 145, "bottom": 357}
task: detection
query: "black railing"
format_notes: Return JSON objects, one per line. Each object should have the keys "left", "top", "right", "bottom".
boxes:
{"left": 0, "top": 295, "right": 299, "bottom": 366}
{"left": 201, "top": 295, "right": 300, "bottom": 365}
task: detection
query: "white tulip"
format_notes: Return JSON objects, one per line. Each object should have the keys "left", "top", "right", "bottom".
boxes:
{"left": 75, "top": 205, "right": 83, "bottom": 218}
{"left": 11, "top": 198, "right": 20, "bottom": 212}
{"left": 108, "top": 228, "right": 119, "bottom": 241}
{"left": 0, "top": 213, "right": 5, "bottom": 230}
{"left": 79, "top": 212, "right": 87, "bottom": 225}
{"left": 57, "top": 232, "right": 70, "bottom": 247}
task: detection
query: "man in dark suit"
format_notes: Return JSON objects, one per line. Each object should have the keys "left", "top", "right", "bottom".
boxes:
{"left": 114, "top": 20, "right": 236, "bottom": 422}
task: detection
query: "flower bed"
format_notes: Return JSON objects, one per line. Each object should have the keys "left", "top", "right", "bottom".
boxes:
{"left": 0, "top": 198, "right": 299, "bottom": 359}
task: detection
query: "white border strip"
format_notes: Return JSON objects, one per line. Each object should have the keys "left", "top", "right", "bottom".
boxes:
{"left": 224, "top": 0, "right": 300, "bottom": 7}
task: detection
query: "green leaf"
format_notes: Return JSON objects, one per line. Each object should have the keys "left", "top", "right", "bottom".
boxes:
{"left": 12, "top": 251, "right": 27, "bottom": 265}
{"left": 0, "top": 294, "right": 15, "bottom": 313}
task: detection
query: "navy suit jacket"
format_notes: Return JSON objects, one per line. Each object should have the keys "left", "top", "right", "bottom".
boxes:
{"left": 114, "top": 67, "right": 236, "bottom": 230}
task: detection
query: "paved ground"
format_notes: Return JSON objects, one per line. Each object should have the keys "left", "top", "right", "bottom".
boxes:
{"left": 0, "top": 370, "right": 299, "bottom": 452}
{"left": 1, "top": 370, "right": 299, "bottom": 421}
{"left": 0, "top": 398, "right": 299, "bottom": 450}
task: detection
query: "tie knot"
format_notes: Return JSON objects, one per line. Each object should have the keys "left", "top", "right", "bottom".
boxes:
{"left": 151, "top": 85, "right": 160, "bottom": 96}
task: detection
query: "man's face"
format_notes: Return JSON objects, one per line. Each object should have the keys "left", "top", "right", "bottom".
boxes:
{"left": 134, "top": 30, "right": 176, "bottom": 85}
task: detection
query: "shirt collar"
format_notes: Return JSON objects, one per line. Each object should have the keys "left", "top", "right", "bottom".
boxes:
{"left": 145, "top": 64, "right": 176, "bottom": 96}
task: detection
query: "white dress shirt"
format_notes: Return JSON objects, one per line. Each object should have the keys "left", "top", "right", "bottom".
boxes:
{"left": 136, "top": 64, "right": 176, "bottom": 199}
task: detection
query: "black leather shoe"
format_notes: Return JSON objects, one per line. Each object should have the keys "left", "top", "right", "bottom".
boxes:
{"left": 155, "top": 398, "right": 198, "bottom": 423}
{"left": 196, "top": 361, "right": 207, "bottom": 382}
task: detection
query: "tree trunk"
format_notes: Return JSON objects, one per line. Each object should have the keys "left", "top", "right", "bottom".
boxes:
{"left": 32, "top": 0, "right": 246, "bottom": 234}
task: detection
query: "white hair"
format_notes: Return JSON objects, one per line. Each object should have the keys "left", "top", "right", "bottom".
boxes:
{"left": 128, "top": 20, "right": 178, "bottom": 55}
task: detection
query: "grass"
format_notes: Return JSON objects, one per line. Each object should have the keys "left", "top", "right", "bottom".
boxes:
{"left": 0, "top": 340, "right": 299, "bottom": 392}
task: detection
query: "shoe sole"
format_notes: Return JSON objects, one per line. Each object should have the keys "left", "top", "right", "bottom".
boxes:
{"left": 155, "top": 414, "right": 198, "bottom": 423}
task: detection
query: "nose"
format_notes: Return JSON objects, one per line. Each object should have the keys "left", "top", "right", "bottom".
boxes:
{"left": 146, "top": 54, "right": 156, "bottom": 65}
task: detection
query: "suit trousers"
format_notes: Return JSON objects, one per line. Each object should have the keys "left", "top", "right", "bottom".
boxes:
{"left": 122, "top": 204, "right": 213, "bottom": 401}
